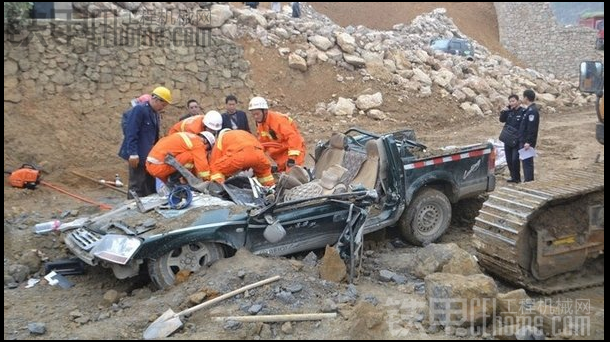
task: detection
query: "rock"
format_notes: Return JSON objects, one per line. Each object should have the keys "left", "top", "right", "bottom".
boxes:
{"left": 412, "top": 68, "right": 432, "bottom": 86}
{"left": 27, "top": 322, "right": 46, "bottom": 335}
{"left": 18, "top": 251, "right": 41, "bottom": 275}
{"left": 322, "top": 298, "right": 338, "bottom": 312}
{"left": 209, "top": 4, "right": 233, "bottom": 28}
{"left": 237, "top": 10, "right": 267, "bottom": 29}
{"left": 188, "top": 291, "right": 207, "bottom": 305}
{"left": 285, "top": 284, "right": 303, "bottom": 293}
{"left": 224, "top": 320, "right": 242, "bottom": 330}
{"left": 221, "top": 23, "right": 238, "bottom": 39}
{"left": 355, "top": 92, "right": 383, "bottom": 110}
{"left": 302, "top": 251, "right": 318, "bottom": 266}
{"left": 332, "top": 97, "right": 355, "bottom": 116}
{"left": 515, "top": 325, "right": 545, "bottom": 340}
{"left": 5, "top": 60, "right": 18, "bottom": 75}
{"left": 319, "top": 245, "right": 346, "bottom": 282}
{"left": 4, "top": 275, "right": 16, "bottom": 285}
{"left": 103, "top": 290, "right": 119, "bottom": 306}
{"left": 497, "top": 289, "right": 530, "bottom": 314}
{"left": 404, "top": 243, "right": 480, "bottom": 278}
{"left": 366, "top": 109, "right": 385, "bottom": 120}
{"left": 276, "top": 291, "right": 297, "bottom": 304}
{"left": 281, "top": 321, "right": 293, "bottom": 335}
{"left": 308, "top": 35, "right": 333, "bottom": 51}
{"left": 425, "top": 273, "right": 498, "bottom": 327}
{"left": 460, "top": 102, "right": 484, "bottom": 117}
{"left": 248, "top": 304, "right": 263, "bottom": 315}
{"left": 259, "top": 323, "right": 272, "bottom": 339}
{"left": 391, "top": 273, "right": 407, "bottom": 284}
{"left": 336, "top": 32, "right": 356, "bottom": 54}
{"left": 325, "top": 48, "right": 344, "bottom": 62}
{"left": 288, "top": 53, "right": 307, "bottom": 72}
{"left": 379, "top": 269, "right": 395, "bottom": 282}
{"left": 7, "top": 264, "right": 29, "bottom": 283}
{"left": 343, "top": 54, "right": 366, "bottom": 68}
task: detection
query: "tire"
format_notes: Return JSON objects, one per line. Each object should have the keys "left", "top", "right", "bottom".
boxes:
{"left": 398, "top": 188, "right": 452, "bottom": 246}
{"left": 148, "top": 242, "right": 224, "bottom": 290}
{"left": 595, "top": 39, "right": 603, "bottom": 50}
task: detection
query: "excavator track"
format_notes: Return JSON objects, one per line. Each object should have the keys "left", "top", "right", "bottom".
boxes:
{"left": 473, "top": 164, "right": 604, "bottom": 294}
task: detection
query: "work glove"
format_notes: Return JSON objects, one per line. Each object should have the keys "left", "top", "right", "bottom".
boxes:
{"left": 286, "top": 158, "right": 296, "bottom": 168}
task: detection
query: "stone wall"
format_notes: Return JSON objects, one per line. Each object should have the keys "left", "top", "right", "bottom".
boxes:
{"left": 4, "top": 17, "right": 253, "bottom": 114}
{"left": 494, "top": 2, "right": 604, "bottom": 79}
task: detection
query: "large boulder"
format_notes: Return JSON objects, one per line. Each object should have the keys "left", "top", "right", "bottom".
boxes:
{"left": 425, "top": 273, "right": 498, "bottom": 327}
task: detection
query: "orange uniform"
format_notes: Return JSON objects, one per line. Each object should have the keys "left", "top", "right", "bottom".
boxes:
{"left": 146, "top": 132, "right": 210, "bottom": 183}
{"left": 209, "top": 130, "right": 275, "bottom": 186}
{"left": 256, "top": 111, "right": 305, "bottom": 171}
{"left": 168, "top": 115, "right": 205, "bottom": 135}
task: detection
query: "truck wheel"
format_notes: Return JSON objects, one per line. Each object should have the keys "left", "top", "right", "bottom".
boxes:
{"left": 595, "top": 39, "right": 603, "bottom": 50}
{"left": 399, "top": 188, "right": 451, "bottom": 246}
{"left": 148, "top": 242, "right": 224, "bottom": 290}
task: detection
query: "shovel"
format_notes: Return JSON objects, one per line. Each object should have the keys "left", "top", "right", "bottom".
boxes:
{"left": 143, "top": 275, "right": 281, "bottom": 339}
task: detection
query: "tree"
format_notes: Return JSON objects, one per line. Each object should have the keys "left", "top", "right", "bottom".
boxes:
{"left": 4, "top": 2, "right": 33, "bottom": 33}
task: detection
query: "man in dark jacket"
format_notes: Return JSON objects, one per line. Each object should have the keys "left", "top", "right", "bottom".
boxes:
{"left": 119, "top": 86, "right": 172, "bottom": 198}
{"left": 178, "top": 99, "right": 201, "bottom": 121}
{"left": 499, "top": 94, "right": 525, "bottom": 183}
{"left": 518, "top": 89, "right": 540, "bottom": 182}
{"left": 221, "top": 95, "right": 250, "bottom": 132}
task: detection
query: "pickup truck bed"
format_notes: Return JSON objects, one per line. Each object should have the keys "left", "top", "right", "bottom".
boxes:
{"left": 314, "top": 128, "right": 496, "bottom": 245}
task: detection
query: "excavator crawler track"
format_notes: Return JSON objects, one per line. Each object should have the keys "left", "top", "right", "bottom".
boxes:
{"left": 474, "top": 164, "right": 604, "bottom": 294}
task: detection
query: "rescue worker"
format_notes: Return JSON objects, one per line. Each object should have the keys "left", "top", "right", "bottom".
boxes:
{"left": 209, "top": 129, "right": 275, "bottom": 186}
{"left": 248, "top": 96, "right": 305, "bottom": 172}
{"left": 119, "top": 86, "right": 172, "bottom": 198}
{"left": 146, "top": 131, "right": 215, "bottom": 184}
{"left": 168, "top": 110, "right": 223, "bottom": 136}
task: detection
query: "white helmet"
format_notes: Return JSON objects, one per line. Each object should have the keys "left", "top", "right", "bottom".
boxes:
{"left": 199, "top": 131, "right": 216, "bottom": 146}
{"left": 248, "top": 96, "right": 268, "bottom": 110}
{"left": 203, "top": 110, "right": 223, "bottom": 131}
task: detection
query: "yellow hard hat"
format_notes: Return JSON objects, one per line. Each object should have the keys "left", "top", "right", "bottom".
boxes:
{"left": 151, "top": 86, "right": 173, "bottom": 104}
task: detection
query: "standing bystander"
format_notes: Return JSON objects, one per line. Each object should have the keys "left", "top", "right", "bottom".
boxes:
{"left": 518, "top": 89, "right": 540, "bottom": 182}
{"left": 119, "top": 86, "right": 172, "bottom": 198}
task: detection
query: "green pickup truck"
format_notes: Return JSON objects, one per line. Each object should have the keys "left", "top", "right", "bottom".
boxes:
{"left": 64, "top": 127, "right": 495, "bottom": 289}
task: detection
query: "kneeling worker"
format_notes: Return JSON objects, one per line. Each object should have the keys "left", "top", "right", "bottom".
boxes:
{"left": 209, "top": 129, "right": 275, "bottom": 186}
{"left": 146, "top": 131, "right": 216, "bottom": 184}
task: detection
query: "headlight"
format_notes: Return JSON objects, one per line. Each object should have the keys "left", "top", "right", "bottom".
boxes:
{"left": 91, "top": 234, "right": 142, "bottom": 265}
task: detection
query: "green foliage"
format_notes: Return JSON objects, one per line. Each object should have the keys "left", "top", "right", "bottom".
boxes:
{"left": 4, "top": 2, "right": 33, "bottom": 33}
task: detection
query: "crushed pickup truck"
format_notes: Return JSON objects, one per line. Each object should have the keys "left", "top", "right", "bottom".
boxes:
{"left": 63, "top": 128, "right": 495, "bottom": 289}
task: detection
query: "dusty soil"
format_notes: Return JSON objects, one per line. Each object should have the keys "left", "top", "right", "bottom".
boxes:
{"left": 3, "top": 2, "right": 604, "bottom": 340}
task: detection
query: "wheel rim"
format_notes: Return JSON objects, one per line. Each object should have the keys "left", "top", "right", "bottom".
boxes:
{"left": 164, "top": 242, "right": 213, "bottom": 276}
{"left": 416, "top": 204, "right": 441, "bottom": 236}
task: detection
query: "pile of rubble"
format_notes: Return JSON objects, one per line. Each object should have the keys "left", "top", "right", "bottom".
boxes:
{"left": 72, "top": 2, "right": 595, "bottom": 118}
